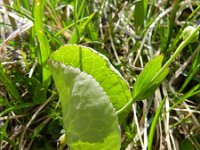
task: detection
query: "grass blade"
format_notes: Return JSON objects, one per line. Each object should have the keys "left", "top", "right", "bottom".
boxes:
{"left": 68, "top": 12, "right": 96, "bottom": 44}
{"left": 134, "top": 0, "right": 147, "bottom": 28}
{"left": 163, "top": 0, "right": 180, "bottom": 51}
{"left": 34, "top": 0, "right": 51, "bottom": 89}
{"left": 148, "top": 97, "right": 166, "bottom": 150}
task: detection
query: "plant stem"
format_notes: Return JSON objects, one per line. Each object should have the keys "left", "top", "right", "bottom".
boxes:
{"left": 117, "top": 25, "right": 200, "bottom": 116}
{"left": 152, "top": 25, "right": 200, "bottom": 82}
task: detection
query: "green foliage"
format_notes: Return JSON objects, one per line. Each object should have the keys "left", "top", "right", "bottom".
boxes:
{"left": 49, "top": 60, "right": 121, "bottom": 150}
{"left": 179, "top": 50, "right": 200, "bottom": 92}
{"left": 1, "top": 0, "right": 200, "bottom": 149}
{"left": 134, "top": 0, "right": 147, "bottom": 28}
{"left": 148, "top": 97, "right": 166, "bottom": 150}
{"left": 117, "top": 55, "right": 168, "bottom": 115}
{"left": 25, "top": 77, "right": 46, "bottom": 104}
{"left": 180, "top": 135, "right": 200, "bottom": 150}
{"left": 49, "top": 45, "right": 171, "bottom": 149}
{"left": 50, "top": 44, "right": 132, "bottom": 121}
{"left": 132, "top": 55, "right": 168, "bottom": 100}
{"left": 170, "top": 84, "right": 200, "bottom": 113}
{"left": 68, "top": 13, "right": 96, "bottom": 44}
{"left": 163, "top": 0, "right": 180, "bottom": 51}
{"left": 34, "top": 0, "right": 51, "bottom": 89}
{"left": 0, "top": 64, "right": 22, "bottom": 101}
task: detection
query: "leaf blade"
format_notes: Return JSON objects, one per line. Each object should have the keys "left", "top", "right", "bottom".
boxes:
{"left": 133, "top": 55, "right": 169, "bottom": 100}
{"left": 49, "top": 61, "right": 121, "bottom": 150}
{"left": 50, "top": 44, "right": 132, "bottom": 121}
{"left": 34, "top": 0, "right": 51, "bottom": 89}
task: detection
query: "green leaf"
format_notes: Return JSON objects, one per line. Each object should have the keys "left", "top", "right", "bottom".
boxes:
{"left": 133, "top": 55, "right": 168, "bottom": 100}
{"left": 49, "top": 61, "right": 121, "bottom": 150}
{"left": 50, "top": 44, "right": 132, "bottom": 121}
{"left": 134, "top": 0, "right": 145, "bottom": 28}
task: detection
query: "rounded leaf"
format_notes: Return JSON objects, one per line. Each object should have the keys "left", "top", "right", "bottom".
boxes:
{"left": 50, "top": 44, "right": 132, "bottom": 121}
{"left": 49, "top": 61, "right": 121, "bottom": 150}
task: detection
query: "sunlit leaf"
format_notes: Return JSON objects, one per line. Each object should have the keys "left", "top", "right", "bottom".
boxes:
{"left": 50, "top": 44, "right": 132, "bottom": 121}
{"left": 133, "top": 55, "right": 168, "bottom": 100}
{"left": 49, "top": 61, "right": 121, "bottom": 150}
